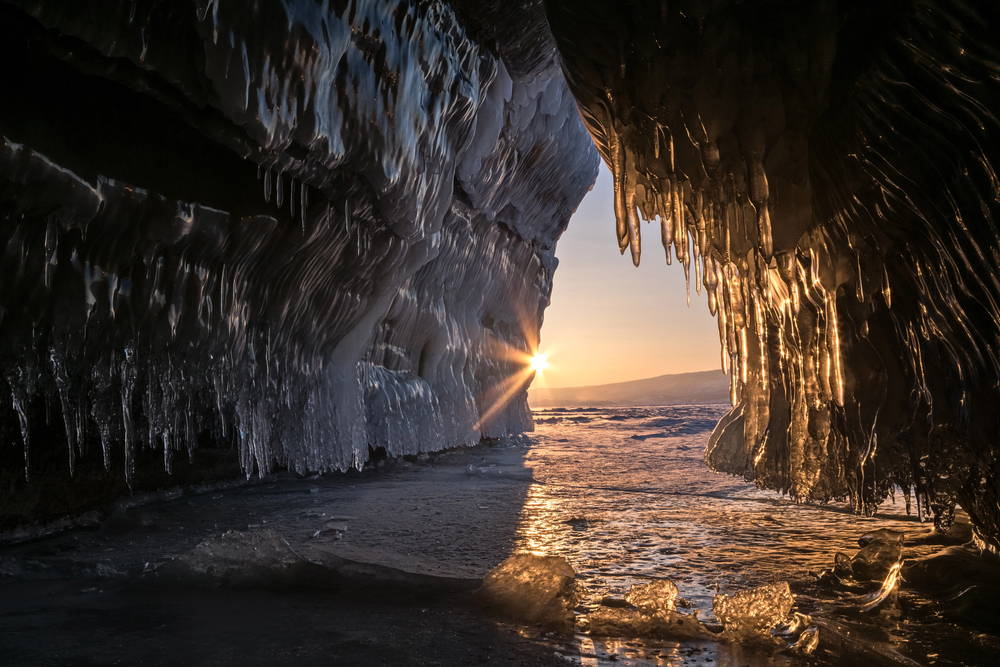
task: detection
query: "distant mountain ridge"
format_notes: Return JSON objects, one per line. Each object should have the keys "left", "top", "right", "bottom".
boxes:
{"left": 528, "top": 370, "right": 731, "bottom": 408}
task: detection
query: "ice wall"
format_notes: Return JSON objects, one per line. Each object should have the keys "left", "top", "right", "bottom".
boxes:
{"left": 0, "top": 0, "right": 598, "bottom": 517}
{"left": 544, "top": 0, "right": 1000, "bottom": 545}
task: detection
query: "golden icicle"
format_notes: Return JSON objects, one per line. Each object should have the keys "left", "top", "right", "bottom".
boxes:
{"left": 609, "top": 123, "right": 629, "bottom": 254}
{"left": 826, "top": 293, "right": 845, "bottom": 406}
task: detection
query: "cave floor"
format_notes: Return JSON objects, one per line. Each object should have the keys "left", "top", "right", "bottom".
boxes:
{"left": 1, "top": 404, "right": 998, "bottom": 666}
{"left": 0, "top": 578, "right": 566, "bottom": 666}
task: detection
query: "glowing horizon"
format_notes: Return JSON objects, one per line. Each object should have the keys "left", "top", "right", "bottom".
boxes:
{"left": 534, "top": 168, "right": 722, "bottom": 390}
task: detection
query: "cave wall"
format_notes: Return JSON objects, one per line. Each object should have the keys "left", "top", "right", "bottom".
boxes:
{"left": 543, "top": 0, "right": 1000, "bottom": 545}
{"left": 0, "top": 0, "right": 598, "bottom": 524}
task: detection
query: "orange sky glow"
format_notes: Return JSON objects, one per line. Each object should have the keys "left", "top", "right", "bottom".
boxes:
{"left": 534, "top": 168, "right": 723, "bottom": 389}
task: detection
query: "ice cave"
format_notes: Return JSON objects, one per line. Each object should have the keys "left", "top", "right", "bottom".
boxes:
{"left": 2, "top": 1, "right": 1000, "bottom": 665}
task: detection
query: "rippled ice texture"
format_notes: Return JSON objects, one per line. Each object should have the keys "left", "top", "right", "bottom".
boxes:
{"left": 526, "top": 404, "right": 820, "bottom": 612}
{"left": 524, "top": 405, "right": 994, "bottom": 666}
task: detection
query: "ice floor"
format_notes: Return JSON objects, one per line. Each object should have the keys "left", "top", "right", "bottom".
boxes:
{"left": 1, "top": 405, "right": 996, "bottom": 666}
{"left": 527, "top": 406, "right": 997, "bottom": 667}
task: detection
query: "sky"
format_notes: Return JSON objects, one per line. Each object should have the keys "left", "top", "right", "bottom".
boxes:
{"left": 534, "top": 168, "right": 722, "bottom": 389}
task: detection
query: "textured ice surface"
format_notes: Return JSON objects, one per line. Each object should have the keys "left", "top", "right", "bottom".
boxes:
{"left": 587, "top": 579, "right": 710, "bottom": 640}
{"left": 0, "top": 0, "right": 598, "bottom": 508}
{"left": 2, "top": 406, "right": 996, "bottom": 666}
{"left": 587, "top": 606, "right": 709, "bottom": 641}
{"left": 472, "top": 553, "right": 580, "bottom": 627}
{"left": 544, "top": 0, "right": 1000, "bottom": 544}
{"left": 713, "top": 582, "right": 794, "bottom": 644}
{"left": 166, "top": 529, "right": 302, "bottom": 583}
{"left": 625, "top": 579, "right": 682, "bottom": 616}
{"left": 524, "top": 406, "right": 999, "bottom": 664}
{"left": 851, "top": 530, "right": 904, "bottom": 581}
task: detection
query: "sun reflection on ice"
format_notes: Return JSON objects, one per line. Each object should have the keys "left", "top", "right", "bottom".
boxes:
{"left": 508, "top": 406, "right": 967, "bottom": 667}
{"left": 514, "top": 485, "right": 564, "bottom": 556}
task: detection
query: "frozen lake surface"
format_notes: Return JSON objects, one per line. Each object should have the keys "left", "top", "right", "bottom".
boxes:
{"left": 0, "top": 405, "right": 995, "bottom": 666}
{"left": 526, "top": 406, "right": 996, "bottom": 667}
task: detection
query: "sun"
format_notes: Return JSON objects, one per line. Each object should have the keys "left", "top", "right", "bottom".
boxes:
{"left": 529, "top": 352, "right": 549, "bottom": 372}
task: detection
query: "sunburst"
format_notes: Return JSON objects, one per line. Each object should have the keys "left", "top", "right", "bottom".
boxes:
{"left": 529, "top": 353, "right": 549, "bottom": 372}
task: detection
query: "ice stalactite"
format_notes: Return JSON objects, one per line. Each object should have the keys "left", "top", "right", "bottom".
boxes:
{"left": 0, "top": 0, "right": 597, "bottom": 522}
{"left": 545, "top": 0, "right": 1000, "bottom": 545}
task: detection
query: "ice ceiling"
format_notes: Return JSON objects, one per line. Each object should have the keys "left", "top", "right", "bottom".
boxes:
{"left": 2, "top": 0, "right": 1000, "bottom": 550}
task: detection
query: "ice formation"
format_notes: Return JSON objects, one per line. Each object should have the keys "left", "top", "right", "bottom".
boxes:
{"left": 544, "top": 0, "right": 1000, "bottom": 546}
{"left": 713, "top": 582, "right": 794, "bottom": 643}
{"left": 6, "top": 0, "right": 1000, "bottom": 554}
{"left": 587, "top": 579, "right": 708, "bottom": 640}
{"left": 472, "top": 553, "right": 580, "bottom": 627}
{"left": 625, "top": 579, "right": 681, "bottom": 616}
{"left": 0, "top": 0, "right": 597, "bottom": 518}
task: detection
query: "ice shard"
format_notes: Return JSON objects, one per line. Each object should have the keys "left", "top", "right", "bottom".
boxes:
{"left": 544, "top": 0, "right": 1000, "bottom": 546}
{"left": 0, "top": 0, "right": 598, "bottom": 523}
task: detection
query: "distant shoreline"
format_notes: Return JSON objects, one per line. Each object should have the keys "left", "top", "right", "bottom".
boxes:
{"left": 528, "top": 369, "right": 730, "bottom": 408}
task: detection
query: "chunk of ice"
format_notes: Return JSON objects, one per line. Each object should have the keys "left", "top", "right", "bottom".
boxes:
{"left": 713, "top": 581, "right": 794, "bottom": 643}
{"left": 625, "top": 579, "right": 682, "bottom": 615}
{"left": 587, "top": 607, "right": 709, "bottom": 640}
{"left": 472, "top": 554, "right": 579, "bottom": 627}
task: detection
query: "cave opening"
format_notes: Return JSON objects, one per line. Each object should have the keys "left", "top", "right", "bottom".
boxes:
{"left": 1, "top": 0, "right": 1000, "bottom": 665}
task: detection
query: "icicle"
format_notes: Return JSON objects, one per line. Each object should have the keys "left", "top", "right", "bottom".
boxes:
{"left": 301, "top": 182, "right": 309, "bottom": 232}
{"left": 882, "top": 262, "right": 892, "bottom": 308}
{"left": 724, "top": 202, "right": 733, "bottom": 262}
{"left": 826, "top": 293, "right": 845, "bottom": 406}
{"left": 44, "top": 219, "right": 58, "bottom": 288}
{"left": 693, "top": 189, "right": 706, "bottom": 262}
{"left": 10, "top": 385, "right": 30, "bottom": 482}
{"left": 163, "top": 432, "right": 172, "bottom": 474}
{"left": 719, "top": 291, "right": 730, "bottom": 374}
{"left": 50, "top": 348, "right": 77, "bottom": 477}
{"left": 668, "top": 131, "right": 676, "bottom": 172}
{"left": 659, "top": 211, "right": 672, "bottom": 263}
{"left": 670, "top": 174, "right": 681, "bottom": 264}
{"left": 740, "top": 326, "right": 749, "bottom": 385}
{"left": 75, "top": 396, "right": 85, "bottom": 457}
{"left": 758, "top": 204, "right": 773, "bottom": 260}
{"left": 683, "top": 240, "right": 691, "bottom": 306}
{"left": 276, "top": 171, "right": 284, "bottom": 208}
{"left": 628, "top": 204, "right": 641, "bottom": 266}
{"left": 121, "top": 346, "right": 136, "bottom": 488}
{"left": 695, "top": 251, "right": 703, "bottom": 296}
{"left": 856, "top": 252, "right": 865, "bottom": 302}
{"left": 146, "top": 372, "right": 156, "bottom": 448}
{"left": 264, "top": 168, "right": 272, "bottom": 203}
{"left": 610, "top": 124, "right": 629, "bottom": 254}
{"left": 659, "top": 179, "right": 674, "bottom": 265}
{"left": 290, "top": 179, "right": 297, "bottom": 219}
{"left": 99, "top": 420, "right": 111, "bottom": 470}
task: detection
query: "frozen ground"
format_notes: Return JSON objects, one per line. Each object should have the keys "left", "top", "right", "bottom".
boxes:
{"left": 527, "top": 406, "right": 998, "bottom": 667}
{"left": 0, "top": 406, "right": 996, "bottom": 665}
